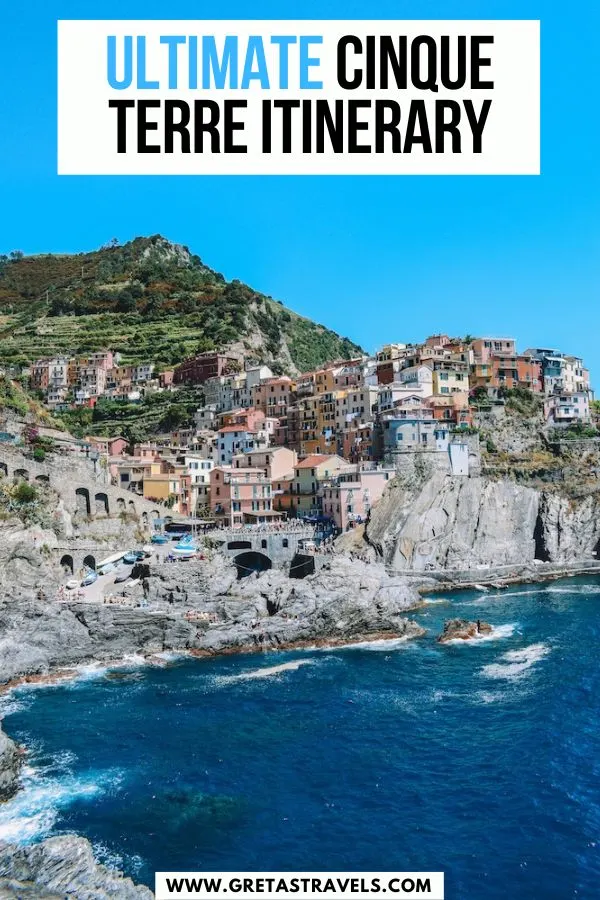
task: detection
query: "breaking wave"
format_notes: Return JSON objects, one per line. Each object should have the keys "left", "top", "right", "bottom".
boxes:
{"left": 0, "top": 759, "right": 123, "bottom": 844}
{"left": 480, "top": 643, "right": 550, "bottom": 681}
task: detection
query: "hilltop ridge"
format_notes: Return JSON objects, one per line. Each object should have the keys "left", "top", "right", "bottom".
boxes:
{"left": 0, "top": 235, "right": 362, "bottom": 374}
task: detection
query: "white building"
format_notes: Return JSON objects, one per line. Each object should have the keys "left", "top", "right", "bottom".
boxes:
{"left": 544, "top": 392, "right": 591, "bottom": 427}
{"left": 245, "top": 364, "right": 273, "bottom": 391}
{"left": 398, "top": 365, "right": 434, "bottom": 397}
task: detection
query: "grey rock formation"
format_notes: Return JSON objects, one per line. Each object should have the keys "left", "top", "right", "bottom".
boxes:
{"left": 0, "top": 555, "right": 423, "bottom": 684}
{"left": 0, "top": 835, "right": 153, "bottom": 899}
{"left": 0, "top": 726, "right": 21, "bottom": 801}
{"left": 367, "top": 470, "right": 540, "bottom": 571}
{"left": 142, "top": 554, "right": 425, "bottom": 653}
{"left": 0, "top": 520, "right": 60, "bottom": 597}
{"left": 535, "top": 492, "right": 600, "bottom": 562}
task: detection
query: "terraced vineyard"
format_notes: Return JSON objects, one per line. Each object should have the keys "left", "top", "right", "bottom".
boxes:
{"left": 1, "top": 312, "right": 218, "bottom": 368}
{"left": 0, "top": 236, "right": 362, "bottom": 373}
{"left": 59, "top": 386, "right": 207, "bottom": 441}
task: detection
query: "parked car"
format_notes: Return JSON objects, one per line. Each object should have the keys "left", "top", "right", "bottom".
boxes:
{"left": 81, "top": 571, "right": 98, "bottom": 587}
{"left": 65, "top": 579, "right": 79, "bottom": 590}
{"left": 151, "top": 534, "right": 169, "bottom": 544}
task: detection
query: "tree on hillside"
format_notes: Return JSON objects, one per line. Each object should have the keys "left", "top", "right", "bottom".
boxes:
{"left": 116, "top": 291, "right": 136, "bottom": 312}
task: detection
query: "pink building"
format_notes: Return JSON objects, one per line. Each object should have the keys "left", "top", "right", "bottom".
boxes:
{"left": 210, "top": 466, "right": 281, "bottom": 527}
{"left": 132, "top": 443, "right": 161, "bottom": 461}
{"left": 252, "top": 377, "right": 294, "bottom": 419}
{"left": 320, "top": 466, "right": 394, "bottom": 532}
{"left": 471, "top": 337, "right": 517, "bottom": 364}
{"left": 88, "top": 350, "right": 115, "bottom": 370}
{"left": 232, "top": 446, "right": 297, "bottom": 480}
{"left": 220, "top": 407, "right": 266, "bottom": 431}
{"left": 85, "top": 435, "right": 128, "bottom": 457}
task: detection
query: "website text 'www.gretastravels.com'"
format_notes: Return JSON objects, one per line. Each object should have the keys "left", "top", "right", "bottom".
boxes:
{"left": 155, "top": 872, "right": 445, "bottom": 900}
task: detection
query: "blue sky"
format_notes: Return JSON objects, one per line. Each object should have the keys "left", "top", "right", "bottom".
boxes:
{"left": 0, "top": 1, "right": 598, "bottom": 379}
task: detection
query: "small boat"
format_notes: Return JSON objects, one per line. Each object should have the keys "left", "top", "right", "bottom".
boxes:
{"left": 151, "top": 534, "right": 169, "bottom": 544}
{"left": 172, "top": 535, "right": 199, "bottom": 558}
{"left": 472, "top": 583, "right": 490, "bottom": 592}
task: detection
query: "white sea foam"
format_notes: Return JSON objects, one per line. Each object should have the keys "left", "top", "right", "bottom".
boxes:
{"left": 421, "top": 598, "right": 450, "bottom": 605}
{"left": 218, "top": 659, "right": 316, "bottom": 683}
{"left": 480, "top": 643, "right": 550, "bottom": 681}
{"left": 544, "top": 585, "right": 600, "bottom": 595}
{"left": 0, "top": 764, "right": 121, "bottom": 844}
{"left": 329, "top": 635, "right": 417, "bottom": 652}
{"left": 66, "top": 654, "right": 150, "bottom": 684}
{"left": 92, "top": 842, "right": 124, "bottom": 872}
{"left": 441, "top": 623, "right": 517, "bottom": 646}
{"left": 0, "top": 696, "right": 27, "bottom": 720}
{"left": 472, "top": 690, "right": 509, "bottom": 705}
{"left": 152, "top": 651, "right": 186, "bottom": 662}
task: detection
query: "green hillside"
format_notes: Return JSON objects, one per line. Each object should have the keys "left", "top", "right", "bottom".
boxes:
{"left": 0, "top": 236, "right": 362, "bottom": 373}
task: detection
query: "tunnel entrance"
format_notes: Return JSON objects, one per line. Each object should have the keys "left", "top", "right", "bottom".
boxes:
{"left": 234, "top": 551, "right": 272, "bottom": 579}
{"left": 60, "top": 554, "right": 74, "bottom": 575}
{"left": 290, "top": 553, "right": 316, "bottom": 579}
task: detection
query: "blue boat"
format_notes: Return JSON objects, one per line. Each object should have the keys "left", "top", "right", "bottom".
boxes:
{"left": 172, "top": 534, "right": 198, "bottom": 557}
{"left": 151, "top": 534, "right": 169, "bottom": 544}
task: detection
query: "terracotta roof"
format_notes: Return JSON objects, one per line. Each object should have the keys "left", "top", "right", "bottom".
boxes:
{"left": 295, "top": 454, "right": 333, "bottom": 469}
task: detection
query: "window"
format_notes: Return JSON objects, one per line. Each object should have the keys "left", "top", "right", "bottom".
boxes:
{"left": 261, "top": 539, "right": 267, "bottom": 549}
{"left": 282, "top": 538, "right": 289, "bottom": 548}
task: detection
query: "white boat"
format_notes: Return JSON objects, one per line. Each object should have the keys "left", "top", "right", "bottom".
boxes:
{"left": 472, "top": 583, "right": 490, "bottom": 592}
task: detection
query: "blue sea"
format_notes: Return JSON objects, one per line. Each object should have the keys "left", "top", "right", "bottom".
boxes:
{"left": 2, "top": 578, "right": 600, "bottom": 898}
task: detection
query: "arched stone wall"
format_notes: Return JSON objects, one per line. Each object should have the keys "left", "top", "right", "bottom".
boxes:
{"left": 76, "top": 487, "right": 91, "bottom": 515}
{"left": 234, "top": 551, "right": 272, "bottom": 579}
{"left": 94, "top": 492, "right": 109, "bottom": 516}
{"left": 60, "top": 554, "right": 74, "bottom": 574}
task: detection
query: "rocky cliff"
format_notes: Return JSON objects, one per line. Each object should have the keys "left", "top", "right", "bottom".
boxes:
{"left": 0, "top": 553, "right": 426, "bottom": 900}
{"left": 365, "top": 469, "right": 600, "bottom": 572}
{"left": 0, "top": 727, "right": 21, "bottom": 801}
{"left": 0, "top": 835, "right": 153, "bottom": 899}
{"left": 0, "top": 556, "right": 423, "bottom": 685}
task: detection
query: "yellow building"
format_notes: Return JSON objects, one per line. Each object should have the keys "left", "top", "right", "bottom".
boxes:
{"left": 290, "top": 454, "right": 349, "bottom": 517}
{"left": 432, "top": 362, "right": 470, "bottom": 396}
{"left": 142, "top": 462, "right": 186, "bottom": 512}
